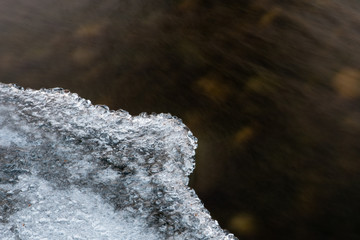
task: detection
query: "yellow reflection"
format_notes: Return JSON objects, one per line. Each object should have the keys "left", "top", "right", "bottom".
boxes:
{"left": 259, "top": 7, "right": 282, "bottom": 27}
{"left": 245, "top": 75, "right": 277, "bottom": 94}
{"left": 72, "top": 47, "right": 97, "bottom": 65}
{"left": 229, "top": 213, "right": 256, "bottom": 235}
{"left": 74, "top": 22, "right": 107, "bottom": 39}
{"left": 178, "top": 0, "right": 199, "bottom": 11}
{"left": 195, "top": 76, "right": 231, "bottom": 102}
{"left": 233, "top": 126, "right": 254, "bottom": 146}
{"left": 333, "top": 67, "right": 360, "bottom": 99}
{"left": 184, "top": 111, "right": 203, "bottom": 130}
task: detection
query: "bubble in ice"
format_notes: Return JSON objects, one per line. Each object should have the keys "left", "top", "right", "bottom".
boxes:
{"left": 0, "top": 83, "right": 237, "bottom": 240}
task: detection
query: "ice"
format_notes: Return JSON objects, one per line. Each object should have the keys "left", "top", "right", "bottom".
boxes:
{"left": 0, "top": 83, "right": 237, "bottom": 240}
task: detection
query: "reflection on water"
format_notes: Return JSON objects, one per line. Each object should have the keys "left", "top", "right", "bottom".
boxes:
{"left": 2, "top": 0, "right": 360, "bottom": 239}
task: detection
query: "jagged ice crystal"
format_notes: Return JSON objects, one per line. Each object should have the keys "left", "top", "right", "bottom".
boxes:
{"left": 0, "top": 83, "right": 237, "bottom": 240}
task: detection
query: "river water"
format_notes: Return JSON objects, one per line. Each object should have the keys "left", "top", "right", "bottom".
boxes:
{"left": 1, "top": 1, "right": 360, "bottom": 239}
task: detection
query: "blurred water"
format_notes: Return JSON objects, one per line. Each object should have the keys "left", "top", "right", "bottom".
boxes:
{"left": 1, "top": 0, "right": 360, "bottom": 239}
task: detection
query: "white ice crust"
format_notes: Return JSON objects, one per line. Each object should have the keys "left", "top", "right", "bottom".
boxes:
{"left": 0, "top": 83, "right": 237, "bottom": 240}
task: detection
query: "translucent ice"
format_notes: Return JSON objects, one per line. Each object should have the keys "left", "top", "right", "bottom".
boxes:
{"left": 0, "top": 83, "right": 237, "bottom": 240}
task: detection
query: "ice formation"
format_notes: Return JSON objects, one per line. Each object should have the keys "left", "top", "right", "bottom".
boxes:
{"left": 0, "top": 83, "right": 237, "bottom": 240}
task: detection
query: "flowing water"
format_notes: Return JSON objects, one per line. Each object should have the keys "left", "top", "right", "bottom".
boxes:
{"left": 1, "top": 1, "right": 360, "bottom": 239}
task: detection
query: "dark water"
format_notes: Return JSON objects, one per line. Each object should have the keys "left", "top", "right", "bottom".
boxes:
{"left": 2, "top": 0, "right": 360, "bottom": 239}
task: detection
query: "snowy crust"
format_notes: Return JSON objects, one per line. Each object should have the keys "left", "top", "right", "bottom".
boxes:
{"left": 0, "top": 83, "right": 237, "bottom": 240}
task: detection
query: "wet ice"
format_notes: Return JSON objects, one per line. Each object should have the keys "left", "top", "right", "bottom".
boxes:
{"left": 0, "top": 83, "right": 237, "bottom": 240}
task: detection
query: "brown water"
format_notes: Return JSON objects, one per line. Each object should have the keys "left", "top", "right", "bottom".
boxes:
{"left": 2, "top": 0, "right": 360, "bottom": 239}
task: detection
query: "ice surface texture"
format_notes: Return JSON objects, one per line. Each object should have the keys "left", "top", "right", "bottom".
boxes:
{"left": 0, "top": 83, "right": 237, "bottom": 240}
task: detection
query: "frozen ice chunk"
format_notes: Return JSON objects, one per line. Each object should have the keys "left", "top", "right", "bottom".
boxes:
{"left": 0, "top": 83, "right": 237, "bottom": 240}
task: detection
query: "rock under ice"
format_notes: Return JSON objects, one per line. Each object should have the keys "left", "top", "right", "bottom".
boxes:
{"left": 0, "top": 83, "right": 237, "bottom": 240}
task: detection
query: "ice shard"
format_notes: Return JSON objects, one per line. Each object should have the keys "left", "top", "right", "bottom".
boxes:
{"left": 0, "top": 83, "right": 237, "bottom": 240}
